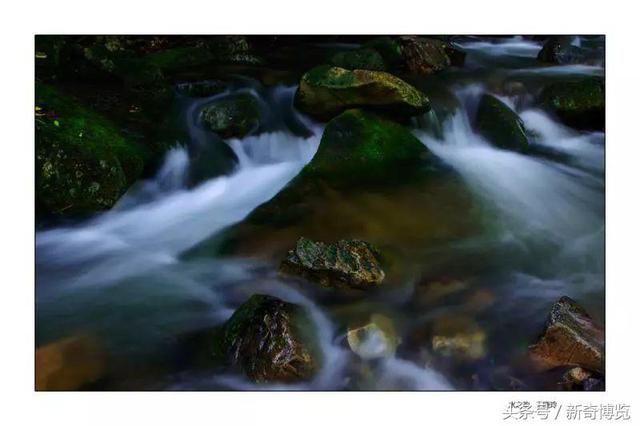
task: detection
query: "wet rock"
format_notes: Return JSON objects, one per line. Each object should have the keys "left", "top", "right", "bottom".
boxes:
{"left": 537, "top": 36, "right": 590, "bottom": 65}
{"left": 36, "top": 84, "right": 146, "bottom": 216}
{"left": 219, "top": 294, "right": 318, "bottom": 383}
{"left": 294, "top": 65, "right": 430, "bottom": 119}
{"left": 280, "top": 237, "right": 385, "bottom": 290}
{"left": 364, "top": 36, "right": 404, "bottom": 69}
{"left": 398, "top": 36, "right": 455, "bottom": 75}
{"left": 176, "top": 80, "right": 226, "bottom": 98}
{"left": 200, "top": 94, "right": 260, "bottom": 139}
{"left": 475, "top": 94, "right": 529, "bottom": 151}
{"left": 301, "top": 109, "right": 442, "bottom": 186}
{"left": 347, "top": 314, "right": 399, "bottom": 359}
{"left": 529, "top": 296, "right": 604, "bottom": 373}
{"left": 431, "top": 315, "right": 487, "bottom": 361}
{"left": 538, "top": 77, "right": 604, "bottom": 131}
{"left": 560, "top": 367, "right": 605, "bottom": 391}
{"left": 36, "top": 334, "right": 106, "bottom": 390}
{"left": 330, "top": 48, "right": 387, "bottom": 71}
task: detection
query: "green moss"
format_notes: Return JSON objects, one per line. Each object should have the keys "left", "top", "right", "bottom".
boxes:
{"left": 295, "top": 66, "right": 430, "bottom": 119}
{"left": 364, "top": 36, "right": 404, "bottom": 68}
{"left": 475, "top": 94, "right": 529, "bottom": 152}
{"left": 36, "top": 84, "right": 146, "bottom": 215}
{"left": 538, "top": 77, "right": 604, "bottom": 131}
{"left": 200, "top": 94, "right": 260, "bottom": 139}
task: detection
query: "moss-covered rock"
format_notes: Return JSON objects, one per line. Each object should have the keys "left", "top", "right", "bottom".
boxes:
{"left": 219, "top": 294, "right": 318, "bottom": 383}
{"left": 329, "top": 48, "right": 386, "bottom": 71}
{"left": 397, "top": 36, "right": 452, "bottom": 75}
{"left": 200, "top": 94, "right": 260, "bottom": 139}
{"left": 280, "top": 237, "right": 385, "bottom": 290}
{"left": 538, "top": 77, "right": 604, "bottom": 131}
{"left": 537, "top": 36, "right": 589, "bottom": 65}
{"left": 36, "top": 84, "right": 146, "bottom": 216}
{"left": 301, "top": 109, "right": 440, "bottom": 185}
{"left": 529, "top": 296, "right": 604, "bottom": 373}
{"left": 475, "top": 94, "right": 529, "bottom": 151}
{"left": 294, "top": 65, "right": 430, "bottom": 119}
{"left": 364, "top": 36, "right": 404, "bottom": 69}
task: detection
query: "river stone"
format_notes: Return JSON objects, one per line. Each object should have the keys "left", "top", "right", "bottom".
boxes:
{"left": 294, "top": 65, "right": 430, "bottom": 119}
{"left": 398, "top": 36, "right": 453, "bottom": 75}
{"left": 529, "top": 296, "right": 604, "bottom": 373}
{"left": 431, "top": 315, "right": 487, "bottom": 361}
{"left": 36, "top": 84, "right": 146, "bottom": 216}
{"left": 537, "top": 36, "right": 590, "bottom": 65}
{"left": 280, "top": 237, "right": 385, "bottom": 290}
{"left": 200, "top": 94, "right": 260, "bottom": 139}
{"left": 538, "top": 77, "right": 604, "bottom": 131}
{"left": 475, "top": 94, "right": 529, "bottom": 151}
{"left": 220, "top": 294, "right": 318, "bottom": 383}
{"left": 36, "top": 334, "right": 106, "bottom": 390}
{"left": 347, "top": 314, "right": 399, "bottom": 359}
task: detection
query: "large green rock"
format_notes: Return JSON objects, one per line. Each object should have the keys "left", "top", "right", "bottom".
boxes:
{"left": 280, "top": 237, "right": 385, "bottom": 290}
{"left": 294, "top": 65, "right": 430, "bottom": 119}
{"left": 36, "top": 84, "right": 146, "bottom": 216}
{"left": 475, "top": 94, "right": 529, "bottom": 151}
{"left": 538, "top": 77, "right": 604, "bottom": 131}
{"left": 200, "top": 94, "right": 260, "bottom": 139}
{"left": 329, "top": 48, "right": 386, "bottom": 71}
{"left": 219, "top": 294, "right": 318, "bottom": 383}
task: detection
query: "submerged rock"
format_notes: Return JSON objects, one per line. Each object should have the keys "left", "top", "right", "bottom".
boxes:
{"left": 200, "top": 94, "right": 260, "bottom": 139}
{"left": 330, "top": 48, "right": 387, "bottom": 71}
{"left": 537, "top": 36, "right": 590, "bottom": 65}
{"left": 430, "top": 315, "right": 487, "bottom": 361}
{"left": 294, "top": 65, "right": 430, "bottom": 119}
{"left": 36, "top": 84, "right": 146, "bottom": 216}
{"left": 475, "top": 94, "right": 529, "bottom": 151}
{"left": 529, "top": 296, "right": 604, "bottom": 373}
{"left": 219, "top": 294, "right": 318, "bottom": 383}
{"left": 36, "top": 334, "right": 106, "bottom": 390}
{"left": 347, "top": 314, "right": 399, "bottom": 359}
{"left": 280, "top": 237, "right": 385, "bottom": 290}
{"left": 538, "top": 77, "right": 604, "bottom": 131}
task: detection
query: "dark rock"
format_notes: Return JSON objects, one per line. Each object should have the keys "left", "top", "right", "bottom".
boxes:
{"left": 397, "top": 36, "right": 452, "bottom": 75}
{"left": 529, "top": 296, "right": 604, "bottom": 373}
{"left": 36, "top": 84, "right": 146, "bottom": 216}
{"left": 220, "top": 294, "right": 318, "bottom": 383}
{"left": 537, "top": 36, "right": 590, "bottom": 65}
{"left": 538, "top": 77, "right": 604, "bottom": 131}
{"left": 280, "top": 237, "right": 385, "bottom": 290}
{"left": 200, "top": 94, "right": 260, "bottom": 139}
{"left": 294, "top": 65, "right": 430, "bottom": 119}
{"left": 329, "top": 48, "right": 387, "bottom": 71}
{"left": 364, "top": 37, "right": 404, "bottom": 69}
{"left": 475, "top": 94, "right": 529, "bottom": 151}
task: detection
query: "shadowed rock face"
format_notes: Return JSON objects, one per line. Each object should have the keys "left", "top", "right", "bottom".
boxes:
{"left": 280, "top": 237, "right": 385, "bottom": 290}
{"left": 294, "top": 65, "right": 430, "bottom": 119}
{"left": 529, "top": 296, "right": 604, "bottom": 373}
{"left": 538, "top": 77, "right": 605, "bottom": 131}
{"left": 221, "top": 294, "right": 318, "bottom": 383}
{"left": 475, "top": 94, "right": 529, "bottom": 152}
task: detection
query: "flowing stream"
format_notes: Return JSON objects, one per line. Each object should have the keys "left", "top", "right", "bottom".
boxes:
{"left": 35, "top": 37, "right": 604, "bottom": 390}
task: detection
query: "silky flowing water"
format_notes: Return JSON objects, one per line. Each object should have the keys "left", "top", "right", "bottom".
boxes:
{"left": 35, "top": 36, "right": 605, "bottom": 390}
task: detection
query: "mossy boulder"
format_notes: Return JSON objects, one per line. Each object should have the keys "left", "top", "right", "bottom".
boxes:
{"left": 529, "top": 296, "right": 604, "bottom": 373}
{"left": 200, "top": 94, "right": 260, "bottom": 139}
{"left": 36, "top": 84, "right": 146, "bottom": 216}
{"left": 329, "top": 48, "right": 386, "bottom": 71}
{"left": 280, "top": 237, "right": 385, "bottom": 290}
{"left": 475, "top": 94, "right": 529, "bottom": 151}
{"left": 538, "top": 77, "right": 604, "bottom": 131}
{"left": 219, "top": 294, "right": 318, "bottom": 383}
{"left": 294, "top": 65, "right": 430, "bottom": 119}
{"left": 537, "top": 36, "right": 589, "bottom": 65}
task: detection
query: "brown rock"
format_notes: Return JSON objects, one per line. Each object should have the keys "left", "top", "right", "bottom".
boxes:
{"left": 529, "top": 296, "right": 604, "bottom": 373}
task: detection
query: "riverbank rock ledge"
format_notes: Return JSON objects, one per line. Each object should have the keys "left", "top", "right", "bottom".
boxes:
{"left": 294, "top": 65, "right": 430, "bottom": 119}
{"left": 529, "top": 296, "right": 604, "bottom": 373}
{"left": 280, "top": 237, "right": 385, "bottom": 290}
{"left": 538, "top": 77, "right": 604, "bottom": 131}
{"left": 219, "top": 294, "right": 318, "bottom": 383}
{"left": 475, "top": 94, "right": 529, "bottom": 151}
{"left": 201, "top": 93, "right": 260, "bottom": 139}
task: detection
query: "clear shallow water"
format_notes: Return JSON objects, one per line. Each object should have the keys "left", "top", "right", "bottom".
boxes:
{"left": 36, "top": 39, "right": 604, "bottom": 390}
